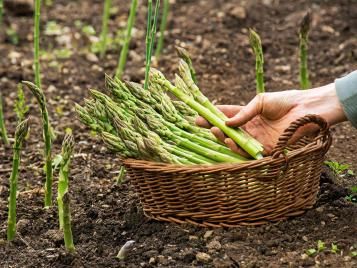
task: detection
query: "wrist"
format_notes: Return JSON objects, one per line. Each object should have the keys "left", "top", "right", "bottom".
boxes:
{"left": 300, "top": 83, "right": 347, "bottom": 126}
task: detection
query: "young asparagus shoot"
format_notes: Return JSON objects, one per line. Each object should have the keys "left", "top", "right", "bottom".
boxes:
{"left": 57, "top": 133, "right": 75, "bottom": 230}
{"left": 23, "top": 81, "right": 53, "bottom": 207}
{"left": 299, "top": 12, "right": 312, "bottom": 89}
{"left": 7, "top": 118, "right": 30, "bottom": 241}
{"left": 176, "top": 47, "right": 197, "bottom": 84}
{"left": 115, "top": 0, "right": 138, "bottom": 78}
{"left": 34, "top": 0, "right": 42, "bottom": 88}
{"left": 62, "top": 192, "right": 75, "bottom": 252}
{"left": 144, "top": 0, "right": 160, "bottom": 90}
{"left": 15, "top": 83, "right": 29, "bottom": 122}
{"left": 116, "top": 166, "right": 126, "bottom": 185}
{"left": 249, "top": 29, "right": 265, "bottom": 93}
{"left": 0, "top": 93, "right": 9, "bottom": 145}
{"left": 0, "top": 0, "right": 3, "bottom": 25}
{"left": 154, "top": 0, "right": 169, "bottom": 59}
{"left": 99, "top": 0, "right": 112, "bottom": 58}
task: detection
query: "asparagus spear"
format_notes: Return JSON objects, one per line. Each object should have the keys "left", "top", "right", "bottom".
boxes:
{"left": 7, "top": 118, "right": 30, "bottom": 241}
{"left": 144, "top": 0, "right": 160, "bottom": 90}
{"left": 99, "top": 0, "right": 112, "bottom": 59}
{"left": 116, "top": 0, "right": 138, "bottom": 78}
{"left": 0, "top": 0, "right": 3, "bottom": 25}
{"left": 14, "top": 83, "right": 29, "bottom": 122}
{"left": 299, "top": 12, "right": 312, "bottom": 89}
{"left": 0, "top": 93, "right": 9, "bottom": 145}
{"left": 34, "top": 0, "right": 41, "bottom": 88}
{"left": 116, "top": 166, "right": 126, "bottom": 185}
{"left": 249, "top": 29, "right": 265, "bottom": 93}
{"left": 155, "top": 0, "right": 169, "bottom": 59}
{"left": 176, "top": 46, "right": 197, "bottom": 84}
{"left": 23, "top": 81, "right": 54, "bottom": 207}
{"left": 57, "top": 133, "right": 75, "bottom": 230}
{"left": 62, "top": 192, "right": 75, "bottom": 253}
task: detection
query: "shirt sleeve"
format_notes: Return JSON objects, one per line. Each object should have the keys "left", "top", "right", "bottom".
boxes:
{"left": 335, "top": 70, "right": 357, "bottom": 128}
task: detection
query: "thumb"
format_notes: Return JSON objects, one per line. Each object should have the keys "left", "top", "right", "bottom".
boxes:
{"left": 226, "top": 94, "right": 264, "bottom": 127}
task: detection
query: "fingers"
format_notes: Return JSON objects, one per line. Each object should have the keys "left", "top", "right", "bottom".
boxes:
{"left": 211, "top": 127, "right": 226, "bottom": 143}
{"left": 224, "top": 138, "right": 251, "bottom": 158}
{"left": 226, "top": 94, "right": 264, "bottom": 127}
{"left": 210, "top": 128, "right": 252, "bottom": 158}
{"left": 195, "top": 116, "right": 212, "bottom": 128}
{"left": 216, "top": 105, "right": 243, "bottom": 118}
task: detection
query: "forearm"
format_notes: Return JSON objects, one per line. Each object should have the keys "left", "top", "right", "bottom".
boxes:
{"left": 335, "top": 71, "right": 357, "bottom": 128}
{"left": 299, "top": 83, "right": 347, "bottom": 126}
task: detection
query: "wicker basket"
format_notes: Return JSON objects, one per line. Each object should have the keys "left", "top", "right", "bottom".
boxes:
{"left": 124, "top": 115, "right": 332, "bottom": 227}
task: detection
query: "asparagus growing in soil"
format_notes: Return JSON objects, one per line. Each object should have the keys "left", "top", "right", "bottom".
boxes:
{"left": 7, "top": 118, "right": 30, "bottom": 241}
{"left": 62, "top": 192, "right": 75, "bottom": 252}
{"left": 0, "top": 0, "right": 3, "bottom": 25}
{"left": 249, "top": 29, "right": 265, "bottom": 93}
{"left": 34, "top": 0, "right": 41, "bottom": 88}
{"left": 176, "top": 47, "right": 197, "bottom": 84}
{"left": 116, "top": 166, "right": 126, "bottom": 185}
{"left": 116, "top": 0, "right": 138, "bottom": 78}
{"left": 144, "top": 0, "right": 160, "bottom": 89}
{"left": 155, "top": 0, "right": 169, "bottom": 59}
{"left": 57, "top": 133, "right": 75, "bottom": 230}
{"left": 299, "top": 12, "right": 312, "bottom": 89}
{"left": 0, "top": 93, "right": 9, "bottom": 145}
{"left": 99, "top": 0, "right": 112, "bottom": 58}
{"left": 23, "top": 81, "right": 53, "bottom": 207}
{"left": 14, "top": 83, "right": 29, "bottom": 122}
{"left": 151, "top": 69, "right": 264, "bottom": 159}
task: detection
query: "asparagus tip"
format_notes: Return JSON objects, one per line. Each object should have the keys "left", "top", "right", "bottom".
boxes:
{"left": 248, "top": 28, "right": 262, "bottom": 52}
{"left": 300, "top": 11, "right": 312, "bottom": 38}
{"left": 22, "top": 80, "right": 44, "bottom": 104}
{"left": 175, "top": 46, "right": 190, "bottom": 61}
{"left": 15, "top": 117, "right": 30, "bottom": 143}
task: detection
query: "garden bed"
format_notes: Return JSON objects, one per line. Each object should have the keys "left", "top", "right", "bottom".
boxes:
{"left": 0, "top": 0, "right": 356, "bottom": 267}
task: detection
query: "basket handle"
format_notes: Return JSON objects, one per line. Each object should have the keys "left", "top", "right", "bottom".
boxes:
{"left": 271, "top": 114, "right": 330, "bottom": 159}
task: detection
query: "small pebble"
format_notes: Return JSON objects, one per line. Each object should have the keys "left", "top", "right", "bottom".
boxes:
{"left": 189, "top": 235, "right": 198, "bottom": 241}
{"left": 196, "top": 252, "right": 211, "bottom": 263}
{"left": 86, "top": 53, "right": 99, "bottom": 63}
{"left": 206, "top": 240, "right": 222, "bottom": 250}
{"left": 204, "top": 230, "right": 213, "bottom": 240}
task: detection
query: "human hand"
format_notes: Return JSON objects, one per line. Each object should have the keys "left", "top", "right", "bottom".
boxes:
{"left": 196, "top": 83, "right": 346, "bottom": 155}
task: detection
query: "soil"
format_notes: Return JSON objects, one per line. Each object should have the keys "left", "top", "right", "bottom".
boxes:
{"left": 0, "top": 0, "right": 356, "bottom": 267}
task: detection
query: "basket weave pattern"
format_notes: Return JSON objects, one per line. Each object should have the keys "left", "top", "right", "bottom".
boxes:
{"left": 124, "top": 115, "right": 332, "bottom": 227}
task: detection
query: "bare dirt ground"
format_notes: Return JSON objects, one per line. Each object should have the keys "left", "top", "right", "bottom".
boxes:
{"left": 0, "top": 0, "right": 356, "bottom": 267}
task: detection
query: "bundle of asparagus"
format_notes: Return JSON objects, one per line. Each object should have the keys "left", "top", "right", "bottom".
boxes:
{"left": 76, "top": 54, "right": 264, "bottom": 165}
